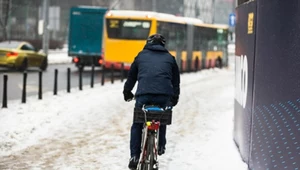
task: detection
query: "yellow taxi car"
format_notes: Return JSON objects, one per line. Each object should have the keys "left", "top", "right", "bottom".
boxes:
{"left": 0, "top": 41, "right": 48, "bottom": 71}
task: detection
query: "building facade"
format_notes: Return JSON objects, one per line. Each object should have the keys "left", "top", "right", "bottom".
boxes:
{"left": 183, "top": 0, "right": 235, "bottom": 24}
{"left": 0, "top": 0, "right": 234, "bottom": 49}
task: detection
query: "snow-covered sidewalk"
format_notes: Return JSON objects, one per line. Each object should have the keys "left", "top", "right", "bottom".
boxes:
{"left": 48, "top": 49, "right": 72, "bottom": 64}
{"left": 0, "top": 66, "right": 248, "bottom": 170}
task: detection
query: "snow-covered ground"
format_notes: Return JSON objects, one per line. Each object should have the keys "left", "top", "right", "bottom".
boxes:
{"left": 0, "top": 54, "right": 248, "bottom": 169}
{"left": 47, "top": 48, "right": 72, "bottom": 64}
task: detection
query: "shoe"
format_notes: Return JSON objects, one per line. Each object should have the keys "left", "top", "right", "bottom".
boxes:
{"left": 128, "top": 156, "right": 139, "bottom": 169}
{"left": 158, "top": 147, "right": 165, "bottom": 156}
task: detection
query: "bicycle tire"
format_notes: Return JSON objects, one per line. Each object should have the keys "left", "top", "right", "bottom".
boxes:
{"left": 139, "top": 128, "right": 148, "bottom": 170}
{"left": 147, "top": 134, "right": 155, "bottom": 170}
{"left": 141, "top": 134, "right": 155, "bottom": 170}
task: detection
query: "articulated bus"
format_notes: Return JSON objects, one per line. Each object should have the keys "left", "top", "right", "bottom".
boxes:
{"left": 103, "top": 10, "right": 229, "bottom": 71}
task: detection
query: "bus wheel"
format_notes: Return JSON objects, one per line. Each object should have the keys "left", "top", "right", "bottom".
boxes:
{"left": 215, "top": 58, "right": 223, "bottom": 69}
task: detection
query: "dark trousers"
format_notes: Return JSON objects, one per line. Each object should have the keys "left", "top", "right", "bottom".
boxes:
{"left": 130, "top": 94, "right": 170, "bottom": 157}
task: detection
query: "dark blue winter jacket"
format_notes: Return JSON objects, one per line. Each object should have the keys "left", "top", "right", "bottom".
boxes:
{"left": 124, "top": 43, "right": 180, "bottom": 97}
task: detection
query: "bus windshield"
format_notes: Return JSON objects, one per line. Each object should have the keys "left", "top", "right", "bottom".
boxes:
{"left": 106, "top": 19, "right": 151, "bottom": 40}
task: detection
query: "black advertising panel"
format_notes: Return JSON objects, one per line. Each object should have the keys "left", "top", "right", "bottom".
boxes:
{"left": 233, "top": 1, "right": 257, "bottom": 164}
{"left": 249, "top": 0, "right": 300, "bottom": 169}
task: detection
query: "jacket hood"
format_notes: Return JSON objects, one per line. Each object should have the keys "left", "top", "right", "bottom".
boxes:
{"left": 143, "top": 43, "right": 168, "bottom": 52}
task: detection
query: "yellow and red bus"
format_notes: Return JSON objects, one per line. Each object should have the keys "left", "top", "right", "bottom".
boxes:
{"left": 103, "top": 10, "right": 229, "bottom": 71}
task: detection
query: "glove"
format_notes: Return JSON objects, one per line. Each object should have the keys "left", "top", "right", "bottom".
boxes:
{"left": 123, "top": 89, "right": 134, "bottom": 101}
{"left": 170, "top": 95, "right": 179, "bottom": 106}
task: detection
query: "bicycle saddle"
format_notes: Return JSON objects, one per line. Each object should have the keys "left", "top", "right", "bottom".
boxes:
{"left": 143, "top": 105, "right": 164, "bottom": 112}
{"left": 143, "top": 105, "right": 172, "bottom": 112}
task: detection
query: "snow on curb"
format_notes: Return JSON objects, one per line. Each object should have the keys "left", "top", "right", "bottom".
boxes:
{"left": 48, "top": 51, "right": 72, "bottom": 64}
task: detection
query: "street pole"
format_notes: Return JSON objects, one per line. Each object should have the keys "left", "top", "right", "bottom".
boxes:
{"left": 232, "top": 0, "right": 236, "bottom": 38}
{"left": 42, "top": 0, "right": 49, "bottom": 55}
{"left": 7, "top": 0, "right": 12, "bottom": 41}
{"left": 233, "top": 0, "right": 236, "bottom": 12}
{"left": 211, "top": 0, "right": 215, "bottom": 24}
{"left": 141, "top": 0, "right": 145, "bottom": 10}
{"left": 25, "top": 4, "right": 28, "bottom": 37}
{"left": 152, "top": 0, "right": 156, "bottom": 11}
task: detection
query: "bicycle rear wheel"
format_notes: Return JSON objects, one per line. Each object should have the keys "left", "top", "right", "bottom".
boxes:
{"left": 140, "top": 134, "right": 155, "bottom": 170}
{"left": 147, "top": 134, "right": 155, "bottom": 170}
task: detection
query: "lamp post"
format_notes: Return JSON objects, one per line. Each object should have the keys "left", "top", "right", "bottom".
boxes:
{"left": 42, "top": 0, "right": 49, "bottom": 55}
{"left": 152, "top": 0, "right": 156, "bottom": 11}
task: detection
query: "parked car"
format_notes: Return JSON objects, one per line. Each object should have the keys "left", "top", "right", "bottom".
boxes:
{"left": 0, "top": 41, "right": 48, "bottom": 71}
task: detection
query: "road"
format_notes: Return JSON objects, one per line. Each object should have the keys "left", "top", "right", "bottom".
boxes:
{"left": 0, "top": 64, "right": 123, "bottom": 102}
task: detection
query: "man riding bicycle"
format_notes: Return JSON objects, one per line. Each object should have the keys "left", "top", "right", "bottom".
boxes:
{"left": 123, "top": 34, "right": 180, "bottom": 169}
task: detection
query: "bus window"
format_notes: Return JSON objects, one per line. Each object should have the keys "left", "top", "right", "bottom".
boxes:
{"left": 157, "top": 21, "right": 170, "bottom": 43}
{"left": 157, "top": 21, "right": 186, "bottom": 51}
{"left": 106, "top": 19, "right": 151, "bottom": 40}
{"left": 194, "top": 26, "right": 201, "bottom": 51}
{"left": 200, "top": 27, "right": 216, "bottom": 50}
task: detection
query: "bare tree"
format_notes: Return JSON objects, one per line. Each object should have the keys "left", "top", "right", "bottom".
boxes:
{"left": 92, "top": 0, "right": 110, "bottom": 7}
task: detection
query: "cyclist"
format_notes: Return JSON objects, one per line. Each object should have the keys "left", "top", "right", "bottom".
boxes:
{"left": 123, "top": 33, "right": 180, "bottom": 169}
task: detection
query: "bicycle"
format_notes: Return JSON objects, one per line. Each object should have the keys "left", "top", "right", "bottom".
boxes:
{"left": 133, "top": 105, "right": 172, "bottom": 170}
